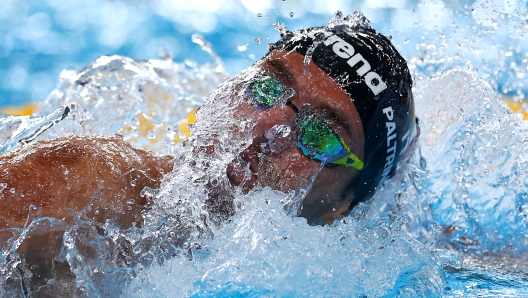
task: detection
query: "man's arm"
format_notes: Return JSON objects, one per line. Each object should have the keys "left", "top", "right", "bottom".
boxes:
{"left": 0, "top": 135, "right": 175, "bottom": 230}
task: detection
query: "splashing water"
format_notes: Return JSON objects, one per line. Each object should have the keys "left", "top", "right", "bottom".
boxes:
{"left": 273, "top": 21, "right": 288, "bottom": 36}
{"left": 35, "top": 54, "right": 228, "bottom": 154}
{"left": 0, "top": 105, "right": 70, "bottom": 152}
{"left": 302, "top": 11, "right": 374, "bottom": 74}
{"left": 278, "top": 88, "right": 296, "bottom": 109}
{"left": 1, "top": 10, "right": 528, "bottom": 297}
{"left": 264, "top": 124, "right": 291, "bottom": 140}
{"left": 327, "top": 10, "right": 373, "bottom": 32}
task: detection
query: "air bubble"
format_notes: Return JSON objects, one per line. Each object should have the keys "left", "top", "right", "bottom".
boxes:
{"left": 255, "top": 37, "right": 262, "bottom": 45}
{"left": 289, "top": 12, "right": 294, "bottom": 17}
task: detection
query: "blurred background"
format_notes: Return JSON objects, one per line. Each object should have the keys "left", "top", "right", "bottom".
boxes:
{"left": 0, "top": 0, "right": 526, "bottom": 108}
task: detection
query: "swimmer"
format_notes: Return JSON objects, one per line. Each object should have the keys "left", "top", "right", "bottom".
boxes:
{"left": 0, "top": 16, "right": 418, "bottom": 294}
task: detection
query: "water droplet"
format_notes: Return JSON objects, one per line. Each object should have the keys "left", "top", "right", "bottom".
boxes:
{"left": 159, "top": 49, "right": 173, "bottom": 60}
{"left": 9, "top": 188, "right": 15, "bottom": 194}
{"left": 130, "top": 179, "right": 137, "bottom": 187}
{"left": 289, "top": 12, "right": 294, "bottom": 17}
{"left": 210, "top": 178, "right": 219, "bottom": 187}
{"left": 257, "top": 13, "right": 262, "bottom": 18}
{"left": 191, "top": 33, "right": 223, "bottom": 67}
{"left": 237, "top": 44, "right": 248, "bottom": 51}
{"left": 255, "top": 37, "right": 262, "bottom": 45}
{"left": 273, "top": 22, "right": 287, "bottom": 35}
{"left": 279, "top": 88, "right": 296, "bottom": 109}
{"left": 302, "top": 33, "right": 326, "bottom": 74}
{"left": 403, "top": 39, "right": 410, "bottom": 44}
{"left": 265, "top": 125, "right": 291, "bottom": 141}
{"left": 148, "top": 130, "right": 156, "bottom": 139}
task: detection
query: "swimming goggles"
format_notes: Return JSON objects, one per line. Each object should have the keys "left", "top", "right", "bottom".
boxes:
{"left": 247, "top": 72, "right": 364, "bottom": 171}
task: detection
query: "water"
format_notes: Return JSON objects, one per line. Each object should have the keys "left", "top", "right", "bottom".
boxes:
{"left": 0, "top": 4, "right": 528, "bottom": 298}
{"left": 1, "top": 0, "right": 527, "bottom": 108}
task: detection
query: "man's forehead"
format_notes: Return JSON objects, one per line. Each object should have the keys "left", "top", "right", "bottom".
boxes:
{"left": 262, "top": 51, "right": 351, "bottom": 106}
{"left": 261, "top": 57, "right": 297, "bottom": 86}
{"left": 260, "top": 50, "right": 361, "bottom": 141}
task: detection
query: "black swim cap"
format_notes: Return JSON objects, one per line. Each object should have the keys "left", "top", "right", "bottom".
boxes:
{"left": 268, "top": 12, "right": 418, "bottom": 206}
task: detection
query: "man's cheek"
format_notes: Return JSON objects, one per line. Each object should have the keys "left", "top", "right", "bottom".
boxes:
{"left": 260, "top": 149, "right": 321, "bottom": 192}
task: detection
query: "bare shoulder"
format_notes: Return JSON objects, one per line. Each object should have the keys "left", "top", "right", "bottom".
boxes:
{"left": 0, "top": 135, "right": 174, "bottom": 229}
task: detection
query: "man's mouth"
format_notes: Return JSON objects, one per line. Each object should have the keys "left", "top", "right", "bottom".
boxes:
{"left": 226, "top": 145, "right": 260, "bottom": 192}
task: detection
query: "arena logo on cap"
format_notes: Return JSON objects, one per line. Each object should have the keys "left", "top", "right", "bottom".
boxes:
{"left": 323, "top": 34, "right": 387, "bottom": 96}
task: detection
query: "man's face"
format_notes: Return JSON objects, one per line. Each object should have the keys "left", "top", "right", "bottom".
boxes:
{"left": 208, "top": 50, "right": 365, "bottom": 225}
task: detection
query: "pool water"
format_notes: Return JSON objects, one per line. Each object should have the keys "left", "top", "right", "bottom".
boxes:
{"left": 1, "top": 2, "right": 528, "bottom": 297}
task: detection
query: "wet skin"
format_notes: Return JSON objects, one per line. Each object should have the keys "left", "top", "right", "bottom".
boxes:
{"left": 0, "top": 49, "right": 366, "bottom": 294}
{"left": 0, "top": 135, "right": 174, "bottom": 231}
{"left": 226, "top": 50, "right": 365, "bottom": 224}
{"left": 0, "top": 135, "right": 175, "bottom": 294}
{"left": 0, "top": 50, "right": 365, "bottom": 233}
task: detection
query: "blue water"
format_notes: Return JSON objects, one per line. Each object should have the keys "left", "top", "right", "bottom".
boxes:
{"left": 445, "top": 266, "right": 528, "bottom": 297}
{"left": 1, "top": 1, "right": 528, "bottom": 297}
{"left": 0, "top": 0, "right": 527, "bottom": 107}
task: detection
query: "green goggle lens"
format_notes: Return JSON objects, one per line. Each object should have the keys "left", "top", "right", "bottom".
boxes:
{"left": 247, "top": 71, "right": 363, "bottom": 171}
{"left": 296, "top": 111, "right": 364, "bottom": 170}
{"left": 248, "top": 74, "right": 284, "bottom": 108}
{"left": 297, "top": 117, "right": 344, "bottom": 161}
